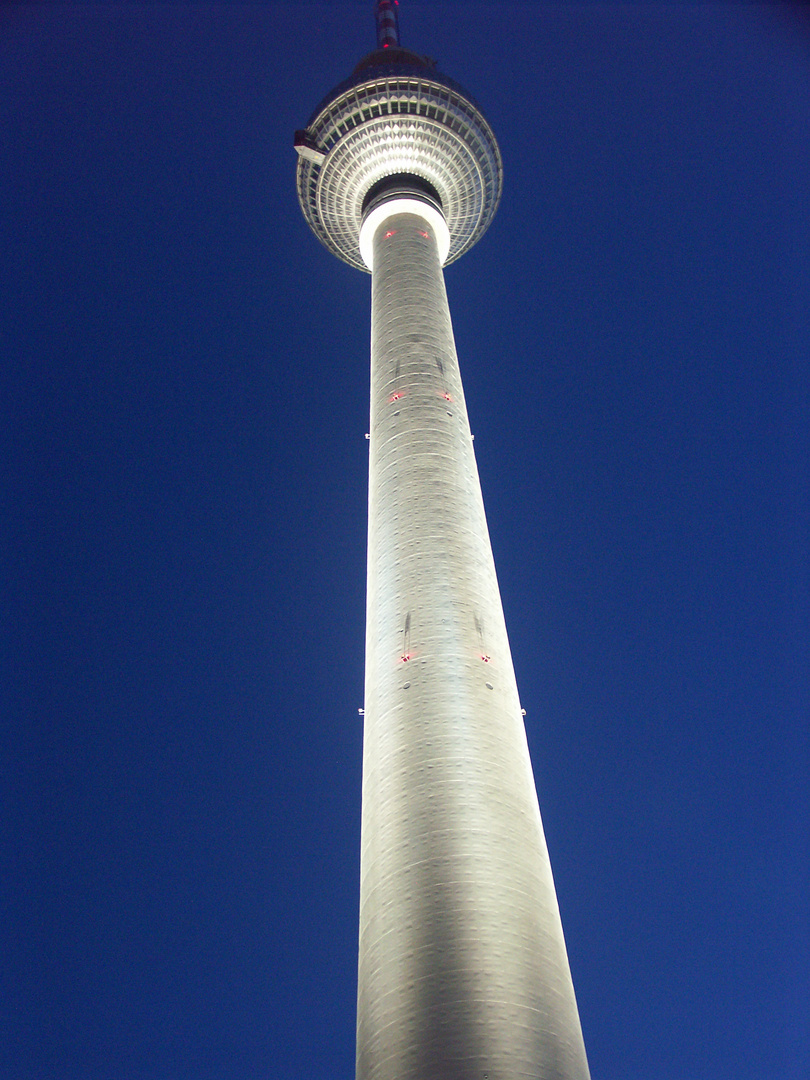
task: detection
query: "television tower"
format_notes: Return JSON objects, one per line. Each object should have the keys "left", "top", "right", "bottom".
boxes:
{"left": 295, "top": 5, "right": 591, "bottom": 1079}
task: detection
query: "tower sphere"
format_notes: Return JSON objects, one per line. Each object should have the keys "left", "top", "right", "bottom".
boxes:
{"left": 295, "top": 47, "right": 503, "bottom": 271}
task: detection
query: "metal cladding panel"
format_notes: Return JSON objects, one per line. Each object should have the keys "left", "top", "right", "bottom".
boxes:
{"left": 358, "top": 210, "right": 591, "bottom": 1080}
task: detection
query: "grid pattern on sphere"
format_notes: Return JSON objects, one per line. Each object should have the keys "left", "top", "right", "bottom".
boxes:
{"left": 296, "top": 74, "right": 502, "bottom": 270}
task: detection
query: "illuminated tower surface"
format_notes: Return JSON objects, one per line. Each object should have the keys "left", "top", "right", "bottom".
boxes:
{"left": 295, "top": 5, "right": 591, "bottom": 1079}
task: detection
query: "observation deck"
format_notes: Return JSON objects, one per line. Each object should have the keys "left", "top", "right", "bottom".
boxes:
{"left": 295, "top": 47, "right": 502, "bottom": 271}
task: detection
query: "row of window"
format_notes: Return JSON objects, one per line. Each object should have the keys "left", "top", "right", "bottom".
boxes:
{"left": 313, "top": 80, "right": 496, "bottom": 162}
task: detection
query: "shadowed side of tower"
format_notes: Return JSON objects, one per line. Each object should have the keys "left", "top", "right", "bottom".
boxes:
{"left": 295, "top": 6, "right": 590, "bottom": 1080}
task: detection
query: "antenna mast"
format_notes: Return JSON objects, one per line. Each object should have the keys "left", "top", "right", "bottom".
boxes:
{"left": 375, "top": 0, "right": 400, "bottom": 49}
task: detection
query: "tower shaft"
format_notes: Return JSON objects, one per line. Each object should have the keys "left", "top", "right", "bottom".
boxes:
{"left": 357, "top": 202, "right": 590, "bottom": 1080}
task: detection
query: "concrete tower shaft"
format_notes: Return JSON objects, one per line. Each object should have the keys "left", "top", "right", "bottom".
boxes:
{"left": 357, "top": 195, "right": 590, "bottom": 1080}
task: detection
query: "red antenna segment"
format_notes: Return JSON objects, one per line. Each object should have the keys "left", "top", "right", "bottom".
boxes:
{"left": 376, "top": 0, "right": 400, "bottom": 49}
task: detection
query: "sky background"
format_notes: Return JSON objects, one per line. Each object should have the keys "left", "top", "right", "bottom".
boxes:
{"left": 3, "top": 2, "right": 809, "bottom": 1079}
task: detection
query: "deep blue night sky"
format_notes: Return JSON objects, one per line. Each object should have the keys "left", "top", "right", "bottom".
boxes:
{"left": 3, "top": 3, "right": 809, "bottom": 1079}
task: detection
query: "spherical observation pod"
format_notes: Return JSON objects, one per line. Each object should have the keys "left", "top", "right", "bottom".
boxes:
{"left": 295, "top": 48, "right": 503, "bottom": 271}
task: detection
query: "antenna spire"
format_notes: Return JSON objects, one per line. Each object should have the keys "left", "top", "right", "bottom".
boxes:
{"left": 375, "top": 0, "right": 400, "bottom": 49}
